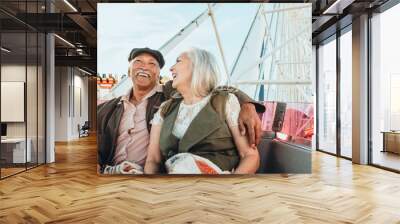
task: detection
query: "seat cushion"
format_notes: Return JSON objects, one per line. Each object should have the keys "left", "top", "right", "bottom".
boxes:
{"left": 256, "top": 132, "right": 311, "bottom": 173}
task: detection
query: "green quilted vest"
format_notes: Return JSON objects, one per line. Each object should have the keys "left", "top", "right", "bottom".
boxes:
{"left": 159, "top": 91, "right": 240, "bottom": 171}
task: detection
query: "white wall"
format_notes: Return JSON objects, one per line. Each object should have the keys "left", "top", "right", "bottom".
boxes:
{"left": 71, "top": 72, "right": 89, "bottom": 138}
{"left": 54, "top": 67, "right": 89, "bottom": 141}
{"left": 54, "top": 66, "right": 69, "bottom": 141}
{"left": 1, "top": 63, "right": 46, "bottom": 164}
{"left": 1, "top": 65, "right": 37, "bottom": 137}
{"left": 1, "top": 66, "right": 25, "bottom": 138}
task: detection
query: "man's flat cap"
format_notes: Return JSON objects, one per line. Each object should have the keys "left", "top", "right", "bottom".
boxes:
{"left": 128, "top": 47, "right": 165, "bottom": 68}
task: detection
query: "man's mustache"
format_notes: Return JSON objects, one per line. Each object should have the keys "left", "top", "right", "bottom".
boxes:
{"left": 135, "top": 69, "right": 151, "bottom": 77}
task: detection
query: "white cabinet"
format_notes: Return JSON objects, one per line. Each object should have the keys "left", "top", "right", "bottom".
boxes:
{"left": 1, "top": 138, "right": 32, "bottom": 163}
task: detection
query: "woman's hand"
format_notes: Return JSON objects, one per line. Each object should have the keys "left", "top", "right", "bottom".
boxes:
{"left": 144, "top": 124, "right": 162, "bottom": 174}
{"left": 229, "top": 124, "right": 260, "bottom": 174}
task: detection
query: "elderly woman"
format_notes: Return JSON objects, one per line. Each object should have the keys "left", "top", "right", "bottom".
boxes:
{"left": 144, "top": 48, "right": 259, "bottom": 174}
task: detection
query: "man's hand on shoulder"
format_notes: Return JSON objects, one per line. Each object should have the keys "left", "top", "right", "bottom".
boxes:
{"left": 238, "top": 103, "right": 262, "bottom": 147}
{"left": 215, "top": 85, "right": 239, "bottom": 93}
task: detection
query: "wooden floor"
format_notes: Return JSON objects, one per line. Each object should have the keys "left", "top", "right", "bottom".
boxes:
{"left": 373, "top": 150, "right": 400, "bottom": 171}
{"left": 1, "top": 163, "right": 44, "bottom": 178}
{"left": 0, "top": 167, "right": 26, "bottom": 178}
{"left": 0, "top": 135, "right": 400, "bottom": 223}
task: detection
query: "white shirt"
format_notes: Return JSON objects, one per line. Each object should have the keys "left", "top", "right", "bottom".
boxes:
{"left": 151, "top": 93, "right": 240, "bottom": 139}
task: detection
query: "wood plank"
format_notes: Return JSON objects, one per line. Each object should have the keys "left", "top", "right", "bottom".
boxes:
{"left": 0, "top": 135, "right": 399, "bottom": 223}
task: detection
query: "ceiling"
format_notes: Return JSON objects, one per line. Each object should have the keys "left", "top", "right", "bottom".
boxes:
{"left": 311, "top": 0, "right": 391, "bottom": 44}
{"left": 0, "top": 0, "right": 396, "bottom": 74}
{"left": 1, "top": 0, "right": 98, "bottom": 74}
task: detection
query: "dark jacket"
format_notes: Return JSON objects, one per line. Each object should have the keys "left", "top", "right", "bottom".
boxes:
{"left": 97, "top": 83, "right": 173, "bottom": 172}
{"left": 97, "top": 81, "right": 265, "bottom": 172}
{"left": 159, "top": 91, "right": 239, "bottom": 171}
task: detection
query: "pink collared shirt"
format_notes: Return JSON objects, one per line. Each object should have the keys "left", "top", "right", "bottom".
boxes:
{"left": 112, "top": 84, "right": 163, "bottom": 167}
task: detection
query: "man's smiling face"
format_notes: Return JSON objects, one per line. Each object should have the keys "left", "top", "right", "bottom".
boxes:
{"left": 129, "top": 53, "right": 160, "bottom": 91}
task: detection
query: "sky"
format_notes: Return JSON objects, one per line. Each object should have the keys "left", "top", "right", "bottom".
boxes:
{"left": 97, "top": 3, "right": 259, "bottom": 83}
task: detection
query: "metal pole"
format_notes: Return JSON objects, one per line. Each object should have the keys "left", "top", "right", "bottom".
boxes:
{"left": 207, "top": 3, "right": 230, "bottom": 84}
{"left": 262, "top": 5, "right": 311, "bottom": 14}
{"left": 234, "top": 25, "right": 309, "bottom": 79}
{"left": 316, "top": 44, "right": 320, "bottom": 151}
{"left": 158, "top": 3, "right": 219, "bottom": 55}
{"left": 230, "top": 5, "right": 262, "bottom": 77}
{"left": 336, "top": 29, "right": 341, "bottom": 157}
{"left": 233, "top": 80, "right": 312, "bottom": 85}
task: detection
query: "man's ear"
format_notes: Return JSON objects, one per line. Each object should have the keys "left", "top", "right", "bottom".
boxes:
{"left": 156, "top": 71, "right": 160, "bottom": 82}
{"left": 128, "top": 61, "right": 133, "bottom": 77}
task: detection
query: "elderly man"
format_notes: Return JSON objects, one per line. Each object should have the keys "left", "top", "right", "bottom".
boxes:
{"left": 97, "top": 47, "right": 265, "bottom": 174}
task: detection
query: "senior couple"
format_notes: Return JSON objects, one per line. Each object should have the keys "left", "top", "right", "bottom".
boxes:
{"left": 97, "top": 47, "right": 266, "bottom": 174}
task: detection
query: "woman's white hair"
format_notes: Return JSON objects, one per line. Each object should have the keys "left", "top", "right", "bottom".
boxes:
{"left": 184, "top": 47, "right": 220, "bottom": 97}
